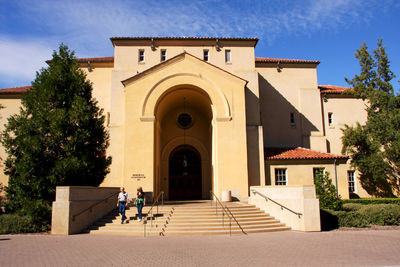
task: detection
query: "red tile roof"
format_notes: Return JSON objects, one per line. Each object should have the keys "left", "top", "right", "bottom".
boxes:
{"left": 76, "top": 57, "right": 114, "bottom": 63}
{"left": 0, "top": 86, "right": 31, "bottom": 94}
{"left": 46, "top": 56, "right": 114, "bottom": 65}
{"left": 110, "top": 37, "right": 259, "bottom": 46}
{"left": 265, "top": 147, "right": 348, "bottom": 160}
{"left": 255, "top": 57, "right": 320, "bottom": 64}
{"left": 318, "top": 85, "right": 352, "bottom": 94}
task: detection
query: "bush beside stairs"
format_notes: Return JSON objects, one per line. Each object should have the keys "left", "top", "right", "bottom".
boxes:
{"left": 86, "top": 201, "right": 291, "bottom": 236}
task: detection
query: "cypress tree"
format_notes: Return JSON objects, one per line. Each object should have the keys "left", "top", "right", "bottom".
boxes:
{"left": 1, "top": 44, "right": 111, "bottom": 225}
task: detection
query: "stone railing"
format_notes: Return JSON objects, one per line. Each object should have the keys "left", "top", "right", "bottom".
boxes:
{"left": 51, "top": 186, "right": 120, "bottom": 235}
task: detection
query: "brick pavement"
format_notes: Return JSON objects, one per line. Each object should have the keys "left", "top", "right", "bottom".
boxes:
{"left": 1, "top": 230, "right": 400, "bottom": 267}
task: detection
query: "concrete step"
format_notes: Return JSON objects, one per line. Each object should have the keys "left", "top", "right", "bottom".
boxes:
{"left": 95, "top": 218, "right": 280, "bottom": 228}
{"left": 86, "top": 229, "right": 160, "bottom": 236}
{"left": 100, "top": 213, "right": 276, "bottom": 224}
{"left": 162, "top": 223, "right": 287, "bottom": 231}
{"left": 167, "top": 213, "right": 269, "bottom": 220}
{"left": 87, "top": 201, "right": 291, "bottom": 236}
{"left": 160, "top": 226, "right": 291, "bottom": 236}
{"left": 88, "top": 225, "right": 291, "bottom": 236}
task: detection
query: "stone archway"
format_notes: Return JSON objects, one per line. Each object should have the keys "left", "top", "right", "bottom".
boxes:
{"left": 155, "top": 87, "right": 212, "bottom": 200}
{"left": 121, "top": 53, "right": 249, "bottom": 200}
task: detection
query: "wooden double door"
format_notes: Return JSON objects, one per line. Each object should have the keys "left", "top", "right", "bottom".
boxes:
{"left": 169, "top": 145, "right": 202, "bottom": 200}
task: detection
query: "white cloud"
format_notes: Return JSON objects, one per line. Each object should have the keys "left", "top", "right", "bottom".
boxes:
{"left": 0, "top": 0, "right": 398, "bottom": 88}
{"left": 0, "top": 36, "right": 54, "bottom": 87}
{"left": 10, "top": 0, "right": 397, "bottom": 48}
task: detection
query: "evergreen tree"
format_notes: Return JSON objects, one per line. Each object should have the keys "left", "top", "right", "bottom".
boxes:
{"left": 314, "top": 170, "right": 342, "bottom": 210}
{"left": 1, "top": 45, "right": 111, "bottom": 225}
{"left": 342, "top": 39, "right": 400, "bottom": 197}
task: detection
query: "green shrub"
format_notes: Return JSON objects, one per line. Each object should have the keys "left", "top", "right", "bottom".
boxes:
{"left": 0, "top": 214, "right": 47, "bottom": 234}
{"left": 321, "top": 204, "right": 400, "bottom": 229}
{"left": 314, "top": 170, "right": 342, "bottom": 210}
{"left": 341, "top": 203, "right": 363, "bottom": 212}
{"left": 342, "top": 198, "right": 400, "bottom": 205}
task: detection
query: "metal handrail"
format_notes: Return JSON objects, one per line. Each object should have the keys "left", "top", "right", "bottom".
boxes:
{"left": 250, "top": 189, "right": 302, "bottom": 218}
{"left": 72, "top": 191, "right": 119, "bottom": 221}
{"left": 209, "top": 191, "right": 246, "bottom": 235}
{"left": 143, "top": 191, "right": 164, "bottom": 237}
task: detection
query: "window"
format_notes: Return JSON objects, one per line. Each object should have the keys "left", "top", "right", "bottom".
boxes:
{"left": 328, "top": 112, "right": 333, "bottom": 125}
{"left": 160, "top": 49, "right": 166, "bottom": 61}
{"left": 203, "top": 50, "right": 209, "bottom": 61}
{"left": 275, "top": 169, "right": 287, "bottom": 185}
{"left": 177, "top": 113, "right": 193, "bottom": 129}
{"left": 290, "top": 112, "right": 295, "bottom": 125}
{"left": 348, "top": 171, "right": 355, "bottom": 193}
{"left": 225, "top": 49, "right": 231, "bottom": 63}
{"left": 138, "top": 49, "right": 145, "bottom": 62}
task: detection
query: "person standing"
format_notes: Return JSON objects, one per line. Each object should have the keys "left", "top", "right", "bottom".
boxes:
{"left": 136, "top": 187, "right": 146, "bottom": 222}
{"left": 117, "top": 187, "right": 129, "bottom": 224}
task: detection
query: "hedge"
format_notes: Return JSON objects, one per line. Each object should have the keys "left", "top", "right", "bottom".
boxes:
{"left": 321, "top": 203, "right": 400, "bottom": 230}
{"left": 0, "top": 214, "right": 47, "bottom": 234}
{"left": 342, "top": 198, "right": 400, "bottom": 205}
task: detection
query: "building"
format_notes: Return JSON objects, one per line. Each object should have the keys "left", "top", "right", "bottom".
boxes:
{"left": 0, "top": 37, "right": 370, "bottom": 201}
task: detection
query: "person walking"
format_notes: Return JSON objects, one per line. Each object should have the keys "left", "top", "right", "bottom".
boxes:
{"left": 136, "top": 187, "right": 146, "bottom": 222}
{"left": 117, "top": 187, "right": 129, "bottom": 224}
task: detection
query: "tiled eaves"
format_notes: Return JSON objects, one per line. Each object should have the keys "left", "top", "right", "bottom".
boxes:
{"left": 46, "top": 56, "right": 114, "bottom": 65}
{"left": 255, "top": 57, "right": 320, "bottom": 64}
{"left": 0, "top": 85, "right": 32, "bottom": 95}
{"left": 76, "top": 57, "right": 114, "bottom": 63}
{"left": 110, "top": 37, "right": 259, "bottom": 47}
{"left": 318, "top": 85, "right": 353, "bottom": 95}
{"left": 265, "top": 147, "right": 348, "bottom": 160}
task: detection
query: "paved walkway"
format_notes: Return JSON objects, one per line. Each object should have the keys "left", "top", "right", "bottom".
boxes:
{"left": 1, "top": 230, "right": 400, "bottom": 266}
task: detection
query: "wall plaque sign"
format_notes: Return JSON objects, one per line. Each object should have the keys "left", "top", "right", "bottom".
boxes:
{"left": 131, "top": 174, "right": 146, "bottom": 180}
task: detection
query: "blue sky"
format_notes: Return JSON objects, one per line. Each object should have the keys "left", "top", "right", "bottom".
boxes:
{"left": 0, "top": 0, "right": 399, "bottom": 90}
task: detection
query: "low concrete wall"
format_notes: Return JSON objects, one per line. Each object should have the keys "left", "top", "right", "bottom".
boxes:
{"left": 51, "top": 186, "right": 120, "bottom": 235}
{"left": 248, "top": 186, "right": 320, "bottom": 232}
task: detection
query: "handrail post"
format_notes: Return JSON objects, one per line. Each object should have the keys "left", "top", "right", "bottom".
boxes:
{"left": 144, "top": 220, "right": 146, "bottom": 237}
{"left": 230, "top": 217, "right": 232, "bottom": 236}
{"left": 222, "top": 211, "right": 224, "bottom": 227}
{"left": 161, "top": 191, "right": 164, "bottom": 206}
{"left": 215, "top": 198, "right": 218, "bottom": 215}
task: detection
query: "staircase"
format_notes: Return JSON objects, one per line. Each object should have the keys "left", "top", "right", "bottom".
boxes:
{"left": 86, "top": 201, "right": 290, "bottom": 236}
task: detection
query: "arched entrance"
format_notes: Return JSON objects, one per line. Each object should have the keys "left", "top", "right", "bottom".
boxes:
{"left": 155, "top": 87, "right": 212, "bottom": 200}
{"left": 169, "top": 145, "right": 202, "bottom": 200}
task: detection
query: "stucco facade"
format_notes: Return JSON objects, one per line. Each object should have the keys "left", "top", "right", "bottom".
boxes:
{"left": 0, "top": 37, "right": 369, "bottom": 200}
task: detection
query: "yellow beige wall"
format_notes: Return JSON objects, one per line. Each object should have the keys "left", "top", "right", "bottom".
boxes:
{"left": 322, "top": 95, "right": 367, "bottom": 154}
{"left": 114, "top": 54, "right": 249, "bottom": 199}
{"left": 266, "top": 159, "right": 369, "bottom": 199}
{"left": 257, "top": 64, "right": 326, "bottom": 152}
{"left": 81, "top": 62, "right": 114, "bottom": 122}
{"left": 0, "top": 96, "right": 22, "bottom": 187}
{"left": 321, "top": 94, "right": 369, "bottom": 198}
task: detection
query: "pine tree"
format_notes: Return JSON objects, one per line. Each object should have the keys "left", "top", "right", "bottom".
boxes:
{"left": 1, "top": 45, "right": 111, "bottom": 225}
{"left": 342, "top": 39, "right": 400, "bottom": 197}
